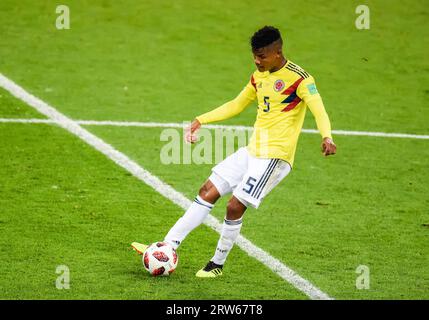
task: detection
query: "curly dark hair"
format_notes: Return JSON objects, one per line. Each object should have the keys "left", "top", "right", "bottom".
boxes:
{"left": 250, "top": 26, "right": 282, "bottom": 50}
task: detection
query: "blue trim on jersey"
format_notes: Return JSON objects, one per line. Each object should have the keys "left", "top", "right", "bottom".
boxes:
{"left": 281, "top": 92, "right": 297, "bottom": 104}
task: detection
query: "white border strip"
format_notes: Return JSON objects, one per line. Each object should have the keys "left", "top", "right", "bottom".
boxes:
{"left": 1, "top": 118, "right": 428, "bottom": 140}
{"left": 0, "top": 118, "right": 54, "bottom": 124}
{"left": 0, "top": 73, "right": 332, "bottom": 300}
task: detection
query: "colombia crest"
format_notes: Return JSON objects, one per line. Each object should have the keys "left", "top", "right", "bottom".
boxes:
{"left": 274, "top": 79, "right": 285, "bottom": 92}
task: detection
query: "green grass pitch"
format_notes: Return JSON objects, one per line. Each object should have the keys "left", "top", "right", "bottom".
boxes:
{"left": 0, "top": 0, "right": 428, "bottom": 299}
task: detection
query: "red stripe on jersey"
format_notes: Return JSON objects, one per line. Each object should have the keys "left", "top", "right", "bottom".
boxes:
{"left": 280, "top": 77, "right": 304, "bottom": 112}
{"left": 281, "top": 96, "right": 302, "bottom": 112}
{"left": 251, "top": 75, "right": 257, "bottom": 91}
{"left": 281, "top": 77, "right": 304, "bottom": 95}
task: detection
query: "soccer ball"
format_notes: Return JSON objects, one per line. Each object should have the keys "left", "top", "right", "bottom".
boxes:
{"left": 143, "top": 242, "right": 178, "bottom": 276}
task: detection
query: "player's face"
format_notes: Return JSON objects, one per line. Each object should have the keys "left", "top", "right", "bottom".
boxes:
{"left": 252, "top": 46, "right": 279, "bottom": 72}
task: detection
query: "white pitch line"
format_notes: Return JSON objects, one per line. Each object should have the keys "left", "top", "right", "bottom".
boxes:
{"left": 0, "top": 73, "right": 332, "bottom": 300}
{"left": 63, "top": 120, "right": 429, "bottom": 139}
{"left": 1, "top": 118, "right": 428, "bottom": 140}
{"left": 0, "top": 118, "right": 55, "bottom": 124}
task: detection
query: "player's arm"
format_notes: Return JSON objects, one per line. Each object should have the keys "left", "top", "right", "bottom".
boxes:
{"left": 297, "top": 77, "right": 336, "bottom": 156}
{"left": 186, "top": 80, "right": 256, "bottom": 143}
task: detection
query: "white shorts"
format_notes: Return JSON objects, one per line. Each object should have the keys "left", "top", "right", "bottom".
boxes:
{"left": 209, "top": 147, "right": 291, "bottom": 209}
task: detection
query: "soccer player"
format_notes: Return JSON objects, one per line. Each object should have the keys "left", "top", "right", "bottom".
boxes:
{"left": 132, "top": 26, "right": 336, "bottom": 277}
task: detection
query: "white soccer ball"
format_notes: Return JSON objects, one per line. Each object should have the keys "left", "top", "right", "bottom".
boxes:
{"left": 143, "top": 242, "right": 178, "bottom": 276}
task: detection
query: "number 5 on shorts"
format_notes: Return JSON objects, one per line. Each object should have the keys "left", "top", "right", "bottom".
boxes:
{"left": 242, "top": 177, "right": 257, "bottom": 194}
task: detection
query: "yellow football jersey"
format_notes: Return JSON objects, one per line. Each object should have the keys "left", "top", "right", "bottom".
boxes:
{"left": 196, "top": 60, "right": 332, "bottom": 166}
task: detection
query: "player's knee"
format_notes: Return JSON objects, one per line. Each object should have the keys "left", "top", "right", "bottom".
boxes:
{"left": 198, "top": 181, "right": 220, "bottom": 204}
{"left": 198, "top": 182, "right": 210, "bottom": 198}
{"left": 226, "top": 198, "right": 246, "bottom": 220}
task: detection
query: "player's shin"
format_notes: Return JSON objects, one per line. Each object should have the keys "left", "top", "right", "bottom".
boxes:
{"left": 211, "top": 218, "right": 243, "bottom": 265}
{"left": 164, "top": 195, "right": 214, "bottom": 249}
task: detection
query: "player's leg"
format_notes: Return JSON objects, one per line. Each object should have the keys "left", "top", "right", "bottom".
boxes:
{"left": 212, "top": 196, "right": 246, "bottom": 264}
{"left": 163, "top": 179, "right": 222, "bottom": 249}
{"left": 132, "top": 147, "right": 247, "bottom": 255}
{"left": 162, "top": 147, "right": 248, "bottom": 250}
{"left": 196, "top": 154, "right": 292, "bottom": 277}
{"left": 132, "top": 179, "right": 222, "bottom": 254}
{"left": 195, "top": 196, "right": 246, "bottom": 277}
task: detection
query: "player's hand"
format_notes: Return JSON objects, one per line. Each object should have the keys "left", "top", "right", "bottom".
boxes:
{"left": 185, "top": 119, "right": 201, "bottom": 144}
{"left": 321, "top": 137, "right": 336, "bottom": 156}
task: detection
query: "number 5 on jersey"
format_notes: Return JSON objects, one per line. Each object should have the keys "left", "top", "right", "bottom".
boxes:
{"left": 263, "top": 96, "right": 270, "bottom": 112}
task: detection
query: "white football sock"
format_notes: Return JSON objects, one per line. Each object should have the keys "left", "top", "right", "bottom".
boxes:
{"left": 211, "top": 218, "right": 243, "bottom": 265}
{"left": 164, "top": 195, "right": 214, "bottom": 249}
